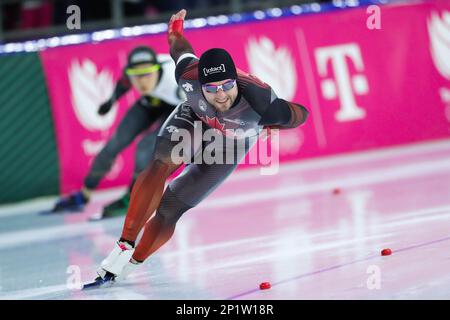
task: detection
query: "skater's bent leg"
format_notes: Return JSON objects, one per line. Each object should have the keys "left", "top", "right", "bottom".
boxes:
{"left": 84, "top": 136, "right": 128, "bottom": 189}
{"left": 120, "top": 103, "right": 201, "bottom": 248}
{"left": 133, "top": 187, "right": 192, "bottom": 262}
{"left": 120, "top": 137, "right": 182, "bottom": 243}
{"left": 128, "top": 129, "right": 159, "bottom": 192}
{"left": 85, "top": 105, "right": 152, "bottom": 189}
{"left": 135, "top": 121, "right": 163, "bottom": 175}
{"left": 131, "top": 149, "right": 249, "bottom": 261}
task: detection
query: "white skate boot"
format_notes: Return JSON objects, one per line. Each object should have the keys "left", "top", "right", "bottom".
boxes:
{"left": 98, "top": 240, "right": 135, "bottom": 277}
{"left": 83, "top": 240, "right": 135, "bottom": 290}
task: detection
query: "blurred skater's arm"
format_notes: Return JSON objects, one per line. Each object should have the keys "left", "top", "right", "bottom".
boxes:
{"left": 98, "top": 71, "right": 132, "bottom": 115}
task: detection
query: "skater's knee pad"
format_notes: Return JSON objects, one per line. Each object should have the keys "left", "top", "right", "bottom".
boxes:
{"left": 156, "top": 186, "right": 193, "bottom": 225}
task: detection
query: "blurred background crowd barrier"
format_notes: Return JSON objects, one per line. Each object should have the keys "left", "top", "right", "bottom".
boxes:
{"left": 0, "top": 0, "right": 330, "bottom": 42}
{"left": 0, "top": 0, "right": 449, "bottom": 204}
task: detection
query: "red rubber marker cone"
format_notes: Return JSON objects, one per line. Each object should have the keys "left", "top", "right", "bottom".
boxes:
{"left": 381, "top": 248, "right": 392, "bottom": 256}
{"left": 259, "top": 282, "right": 271, "bottom": 290}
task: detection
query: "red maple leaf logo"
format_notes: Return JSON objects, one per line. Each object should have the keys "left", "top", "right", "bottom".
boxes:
{"left": 200, "top": 115, "right": 226, "bottom": 132}
{"left": 199, "top": 115, "right": 239, "bottom": 138}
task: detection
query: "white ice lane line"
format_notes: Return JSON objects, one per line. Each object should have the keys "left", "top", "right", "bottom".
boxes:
{"left": 0, "top": 284, "right": 69, "bottom": 300}
{"left": 0, "top": 157, "right": 449, "bottom": 249}
{"left": 0, "top": 218, "right": 120, "bottom": 249}
{"left": 0, "top": 235, "right": 395, "bottom": 299}
{"left": 160, "top": 204, "right": 450, "bottom": 259}
{"left": 159, "top": 208, "right": 450, "bottom": 275}
{"left": 226, "top": 234, "right": 450, "bottom": 300}
{"left": 3, "top": 212, "right": 450, "bottom": 300}
{"left": 0, "top": 197, "right": 56, "bottom": 218}
{"left": 2, "top": 211, "right": 450, "bottom": 300}
{"left": 230, "top": 139, "right": 450, "bottom": 182}
{"left": 0, "top": 284, "right": 147, "bottom": 300}
{"left": 0, "top": 187, "right": 127, "bottom": 218}
{"left": 174, "top": 233, "right": 394, "bottom": 276}
{"left": 201, "top": 157, "right": 450, "bottom": 209}
{"left": 1, "top": 139, "right": 449, "bottom": 218}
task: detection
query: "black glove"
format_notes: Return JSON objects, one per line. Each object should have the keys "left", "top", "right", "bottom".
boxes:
{"left": 98, "top": 100, "right": 113, "bottom": 115}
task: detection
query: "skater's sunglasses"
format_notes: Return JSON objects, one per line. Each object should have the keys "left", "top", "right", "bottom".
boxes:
{"left": 202, "top": 79, "right": 236, "bottom": 93}
{"left": 126, "top": 64, "right": 160, "bottom": 76}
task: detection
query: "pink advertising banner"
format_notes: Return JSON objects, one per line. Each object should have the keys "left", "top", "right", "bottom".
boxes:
{"left": 40, "top": 0, "right": 450, "bottom": 193}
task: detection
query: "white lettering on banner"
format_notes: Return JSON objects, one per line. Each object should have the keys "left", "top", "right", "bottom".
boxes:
{"left": 315, "top": 44, "right": 368, "bottom": 122}
{"left": 245, "top": 37, "right": 297, "bottom": 101}
{"left": 68, "top": 59, "right": 117, "bottom": 131}
{"left": 428, "top": 10, "right": 450, "bottom": 124}
{"left": 428, "top": 11, "right": 450, "bottom": 81}
{"left": 82, "top": 139, "right": 106, "bottom": 156}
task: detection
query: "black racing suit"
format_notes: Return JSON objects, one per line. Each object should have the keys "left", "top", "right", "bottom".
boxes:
{"left": 155, "top": 54, "right": 309, "bottom": 218}
{"left": 121, "top": 53, "right": 309, "bottom": 261}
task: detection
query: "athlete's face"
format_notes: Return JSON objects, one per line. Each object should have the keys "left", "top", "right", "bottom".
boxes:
{"left": 129, "top": 63, "right": 159, "bottom": 95}
{"left": 202, "top": 79, "right": 238, "bottom": 112}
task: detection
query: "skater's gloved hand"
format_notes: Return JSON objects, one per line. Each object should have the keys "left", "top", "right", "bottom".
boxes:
{"left": 168, "top": 9, "right": 186, "bottom": 40}
{"left": 98, "top": 100, "right": 113, "bottom": 115}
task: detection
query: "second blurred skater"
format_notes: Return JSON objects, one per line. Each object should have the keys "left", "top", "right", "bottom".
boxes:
{"left": 53, "top": 46, "right": 185, "bottom": 219}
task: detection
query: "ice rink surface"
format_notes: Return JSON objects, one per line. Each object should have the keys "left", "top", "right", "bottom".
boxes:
{"left": 1, "top": 139, "right": 450, "bottom": 300}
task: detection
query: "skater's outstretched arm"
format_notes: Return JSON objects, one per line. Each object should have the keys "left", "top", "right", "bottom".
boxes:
{"left": 258, "top": 97, "right": 309, "bottom": 129}
{"left": 239, "top": 73, "right": 309, "bottom": 129}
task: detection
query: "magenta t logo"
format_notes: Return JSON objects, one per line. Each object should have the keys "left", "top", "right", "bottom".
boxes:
{"left": 315, "top": 44, "right": 368, "bottom": 122}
